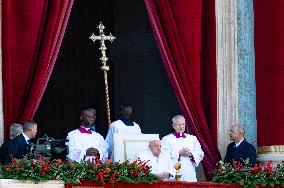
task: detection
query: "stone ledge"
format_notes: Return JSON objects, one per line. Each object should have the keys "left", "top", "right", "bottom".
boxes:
{"left": 0, "top": 179, "right": 64, "bottom": 188}
{"left": 257, "top": 153, "right": 284, "bottom": 167}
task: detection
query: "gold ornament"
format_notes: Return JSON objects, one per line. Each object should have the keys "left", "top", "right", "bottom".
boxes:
{"left": 174, "top": 162, "right": 182, "bottom": 181}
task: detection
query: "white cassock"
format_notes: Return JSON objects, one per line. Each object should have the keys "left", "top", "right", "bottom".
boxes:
{"left": 137, "top": 149, "right": 176, "bottom": 179}
{"left": 66, "top": 129, "right": 108, "bottom": 162}
{"left": 105, "top": 119, "right": 142, "bottom": 159}
{"left": 162, "top": 133, "right": 204, "bottom": 182}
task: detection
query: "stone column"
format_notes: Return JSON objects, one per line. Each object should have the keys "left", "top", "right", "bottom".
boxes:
{"left": 216, "top": 0, "right": 256, "bottom": 158}
{"left": 237, "top": 0, "right": 257, "bottom": 148}
{"left": 216, "top": 0, "right": 238, "bottom": 158}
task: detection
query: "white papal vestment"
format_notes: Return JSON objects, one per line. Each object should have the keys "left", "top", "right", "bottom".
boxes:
{"left": 162, "top": 133, "right": 204, "bottom": 182}
{"left": 66, "top": 129, "right": 108, "bottom": 162}
{"left": 137, "top": 149, "right": 176, "bottom": 178}
{"left": 105, "top": 120, "right": 142, "bottom": 158}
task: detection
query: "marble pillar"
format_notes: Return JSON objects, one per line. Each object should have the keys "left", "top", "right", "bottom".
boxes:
{"left": 216, "top": 0, "right": 238, "bottom": 158}
{"left": 216, "top": 0, "right": 256, "bottom": 158}
{"left": 236, "top": 0, "right": 257, "bottom": 149}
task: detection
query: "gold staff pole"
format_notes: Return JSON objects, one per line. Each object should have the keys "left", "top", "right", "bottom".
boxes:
{"left": 89, "top": 22, "right": 116, "bottom": 125}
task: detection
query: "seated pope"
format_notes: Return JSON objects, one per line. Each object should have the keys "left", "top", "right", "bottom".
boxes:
{"left": 137, "top": 140, "right": 175, "bottom": 180}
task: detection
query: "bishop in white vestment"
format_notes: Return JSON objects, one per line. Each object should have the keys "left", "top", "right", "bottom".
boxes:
{"left": 66, "top": 108, "right": 108, "bottom": 162}
{"left": 162, "top": 115, "right": 204, "bottom": 182}
{"left": 67, "top": 127, "right": 108, "bottom": 162}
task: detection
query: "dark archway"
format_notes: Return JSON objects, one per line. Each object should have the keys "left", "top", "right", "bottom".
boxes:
{"left": 34, "top": 0, "right": 180, "bottom": 140}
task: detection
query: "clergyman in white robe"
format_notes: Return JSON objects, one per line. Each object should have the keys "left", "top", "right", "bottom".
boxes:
{"left": 105, "top": 119, "right": 141, "bottom": 159}
{"left": 66, "top": 127, "right": 108, "bottom": 162}
{"left": 162, "top": 115, "right": 204, "bottom": 182}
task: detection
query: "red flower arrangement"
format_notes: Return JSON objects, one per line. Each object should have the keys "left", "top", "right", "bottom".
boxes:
{"left": 0, "top": 156, "right": 54, "bottom": 183}
{"left": 0, "top": 157, "right": 159, "bottom": 184}
{"left": 213, "top": 160, "right": 284, "bottom": 187}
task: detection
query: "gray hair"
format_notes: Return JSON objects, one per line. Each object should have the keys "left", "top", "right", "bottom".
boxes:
{"left": 233, "top": 123, "right": 245, "bottom": 134}
{"left": 23, "top": 120, "right": 37, "bottom": 132}
{"left": 172, "top": 115, "right": 185, "bottom": 124}
{"left": 10, "top": 123, "right": 23, "bottom": 138}
{"left": 149, "top": 140, "right": 160, "bottom": 145}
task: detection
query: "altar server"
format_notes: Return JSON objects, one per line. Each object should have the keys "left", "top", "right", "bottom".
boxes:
{"left": 105, "top": 105, "right": 142, "bottom": 159}
{"left": 162, "top": 115, "right": 204, "bottom": 182}
{"left": 66, "top": 108, "right": 108, "bottom": 162}
{"left": 137, "top": 140, "right": 175, "bottom": 180}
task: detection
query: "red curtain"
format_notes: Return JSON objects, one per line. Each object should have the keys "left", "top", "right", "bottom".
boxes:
{"left": 2, "top": 0, "right": 74, "bottom": 138}
{"left": 254, "top": 1, "right": 284, "bottom": 146}
{"left": 144, "top": 0, "right": 220, "bottom": 180}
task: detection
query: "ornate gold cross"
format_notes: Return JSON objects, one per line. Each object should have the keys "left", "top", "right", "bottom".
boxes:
{"left": 89, "top": 22, "right": 116, "bottom": 125}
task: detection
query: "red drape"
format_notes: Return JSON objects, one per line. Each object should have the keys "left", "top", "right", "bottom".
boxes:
{"left": 254, "top": 1, "right": 284, "bottom": 146}
{"left": 2, "top": 0, "right": 74, "bottom": 138}
{"left": 144, "top": 0, "right": 220, "bottom": 180}
{"left": 66, "top": 181, "right": 242, "bottom": 188}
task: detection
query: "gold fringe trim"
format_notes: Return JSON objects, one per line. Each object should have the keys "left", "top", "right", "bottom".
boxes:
{"left": 258, "top": 145, "right": 284, "bottom": 154}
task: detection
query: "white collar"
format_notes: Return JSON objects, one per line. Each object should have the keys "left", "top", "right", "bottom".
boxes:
{"left": 22, "top": 133, "right": 30, "bottom": 143}
{"left": 80, "top": 126, "right": 90, "bottom": 130}
{"left": 235, "top": 138, "right": 244, "bottom": 147}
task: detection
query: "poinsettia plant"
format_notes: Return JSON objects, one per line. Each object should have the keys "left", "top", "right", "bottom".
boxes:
{"left": 0, "top": 156, "right": 54, "bottom": 183}
{"left": 0, "top": 157, "right": 159, "bottom": 184}
{"left": 213, "top": 160, "right": 284, "bottom": 188}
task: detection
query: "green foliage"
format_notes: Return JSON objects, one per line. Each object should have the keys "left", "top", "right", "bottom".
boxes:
{"left": 0, "top": 157, "right": 159, "bottom": 184}
{"left": 0, "top": 157, "right": 54, "bottom": 183}
{"left": 212, "top": 160, "right": 284, "bottom": 188}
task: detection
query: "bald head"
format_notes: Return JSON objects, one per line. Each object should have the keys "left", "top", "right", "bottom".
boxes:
{"left": 80, "top": 108, "right": 96, "bottom": 127}
{"left": 229, "top": 123, "right": 245, "bottom": 143}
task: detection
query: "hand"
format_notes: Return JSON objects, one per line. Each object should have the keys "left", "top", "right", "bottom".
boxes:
{"left": 157, "top": 172, "right": 170, "bottom": 179}
{"left": 86, "top": 147, "right": 99, "bottom": 156}
{"left": 179, "top": 148, "right": 193, "bottom": 157}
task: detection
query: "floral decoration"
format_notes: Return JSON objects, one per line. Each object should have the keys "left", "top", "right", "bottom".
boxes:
{"left": 213, "top": 160, "right": 284, "bottom": 188}
{"left": 0, "top": 157, "right": 159, "bottom": 184}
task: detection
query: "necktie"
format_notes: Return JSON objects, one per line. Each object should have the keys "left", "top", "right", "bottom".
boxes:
{"left": 78, "top": 127, "right": 92, "bottom": 134}
{"left": 172, "top": 132, "right": 186, "bottom": 138}
{"left": 27, "top": 140, "right": 33, "bottom": 145}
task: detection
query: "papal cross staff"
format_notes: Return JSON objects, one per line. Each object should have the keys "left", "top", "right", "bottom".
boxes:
{"left": 89, "top": 22, "right": 116, "bottom": 125}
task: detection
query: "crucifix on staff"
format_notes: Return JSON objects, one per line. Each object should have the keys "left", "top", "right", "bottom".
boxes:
{"left": 89, "top": 22, "right": 116, "bottom": 125}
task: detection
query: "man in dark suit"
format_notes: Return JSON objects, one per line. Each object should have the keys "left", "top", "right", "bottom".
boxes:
{"left": 224, "top": 123, "right": 257, "bottom": 166}
{"left": 4, "top": 120, "right": 38, "bottom": 163}
{"left": 0, "top": 123, "right": 23, "bottom": 164}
